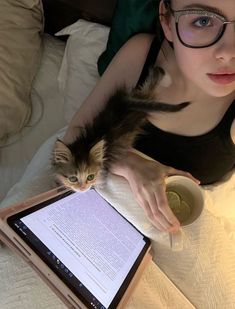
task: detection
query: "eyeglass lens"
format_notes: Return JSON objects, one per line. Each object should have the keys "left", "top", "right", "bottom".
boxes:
{"left": 178, "top": 13, "right": 224, "bottom": 47}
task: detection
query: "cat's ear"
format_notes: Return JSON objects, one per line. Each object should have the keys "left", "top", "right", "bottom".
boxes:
{"left": 53, "top": 139, "right": 72, "bottom": 164}
{"left": 89, "top": 139, "right": 105, "bottom": 162}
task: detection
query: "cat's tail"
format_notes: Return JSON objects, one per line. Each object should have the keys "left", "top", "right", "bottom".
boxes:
{"left": 114, "top": 87, "right": 190, "bottom": 113}
{"left": 128, "top": 98, "right": 190, "bottom": 113}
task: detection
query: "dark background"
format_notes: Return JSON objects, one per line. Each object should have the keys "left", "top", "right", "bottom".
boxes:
{"left": 42, "top": 0, "right": 117, "bottom": 35}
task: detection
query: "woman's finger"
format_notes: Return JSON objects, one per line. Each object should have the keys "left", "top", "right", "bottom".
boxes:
{"left": 145, "top": 191, "right": 173, "bottom": 230}
{"left": 154, "top": 184, "right": 180, "bottom": 228}
{"left": 167, "top": 167, "right": 200, "bottom": 184}
{"left": 135, "top": 193, "right": 168, "bottom": 231}
{"left": 149, "top": 218, "right": 168, "bottom": 232}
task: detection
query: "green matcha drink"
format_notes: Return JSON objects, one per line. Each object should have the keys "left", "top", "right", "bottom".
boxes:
{"left": 166, "top": 190, "right": 191, "bottom": 223}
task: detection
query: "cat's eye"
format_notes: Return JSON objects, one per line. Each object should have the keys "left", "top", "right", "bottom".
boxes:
{"left": 87, "top": 174, "right": 95, "bottom": 181}
{"left": 68, "top": 176, "right": 78, "bottom": 183}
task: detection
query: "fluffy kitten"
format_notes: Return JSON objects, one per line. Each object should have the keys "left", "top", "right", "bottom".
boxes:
{"left": 52, "top": 67, "right": 189, "bottom": 192}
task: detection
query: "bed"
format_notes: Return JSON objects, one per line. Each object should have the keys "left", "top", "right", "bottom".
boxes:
{"left": 0, "top": 0, "right": 235, "bottom": 308}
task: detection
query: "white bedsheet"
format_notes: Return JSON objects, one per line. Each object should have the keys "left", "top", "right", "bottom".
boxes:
{"left": 0, "top": 34, "right": 67, "bottom": 203}
{"left": 0, "top": 126, "right": 235, "bottom": 308}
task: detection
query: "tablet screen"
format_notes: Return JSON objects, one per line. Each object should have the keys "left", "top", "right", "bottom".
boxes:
{"left": 7, "top": 189, "right": 150, "bottom": 309}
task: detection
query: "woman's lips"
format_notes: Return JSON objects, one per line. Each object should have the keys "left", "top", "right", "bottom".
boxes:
{"left": 207, "top": 73, "right": 235, "bottom": 85}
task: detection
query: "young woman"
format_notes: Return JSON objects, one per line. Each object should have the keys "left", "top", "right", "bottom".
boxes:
{"left": 62, "top": 0, "right": 235, "bottom": 233}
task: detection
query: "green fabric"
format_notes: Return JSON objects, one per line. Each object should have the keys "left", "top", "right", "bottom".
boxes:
{"left": 97, "top": 0, "right": 158, "bottom": 75}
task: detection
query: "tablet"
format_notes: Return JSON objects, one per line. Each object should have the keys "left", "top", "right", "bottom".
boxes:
{"left": 0, "top": 187, "right": 151, "bottom": 309}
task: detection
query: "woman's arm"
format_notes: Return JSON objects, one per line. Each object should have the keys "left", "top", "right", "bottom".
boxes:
{"left": 63, "top": 33, "right": 154, "bottom": 144}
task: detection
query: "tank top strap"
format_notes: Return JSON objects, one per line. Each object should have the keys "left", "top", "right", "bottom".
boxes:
{"left": 136, "top": 36, "right": 162, "bottom": 88}
{"left": 219, "top": 100, "right": 235, "bottom": 136}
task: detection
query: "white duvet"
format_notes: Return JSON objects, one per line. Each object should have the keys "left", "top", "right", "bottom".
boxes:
{"left": 0, "top": 20, "right": 235, "bottom": 308}
{"left": 0, "top": 127, "right": 235, "bottom": 309}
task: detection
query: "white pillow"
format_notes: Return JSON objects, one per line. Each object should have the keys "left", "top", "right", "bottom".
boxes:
{"left": 56, "top": 19, "right": 110, "bottom": 123}
{"left": 0, "top": 0, "right": 43, "bottom": 144}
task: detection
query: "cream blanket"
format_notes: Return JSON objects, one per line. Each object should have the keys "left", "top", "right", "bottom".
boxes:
{"left": 0, "top": 128, "right": 235, "bottom": 308}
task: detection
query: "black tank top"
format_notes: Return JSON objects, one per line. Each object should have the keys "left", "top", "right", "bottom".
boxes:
{"left": 134, "top": 36, "right": 235, "bottom": 185}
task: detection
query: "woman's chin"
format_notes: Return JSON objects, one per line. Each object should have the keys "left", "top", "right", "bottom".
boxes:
{"left": 204, "top": 80, "right": 235, "bottom": 97}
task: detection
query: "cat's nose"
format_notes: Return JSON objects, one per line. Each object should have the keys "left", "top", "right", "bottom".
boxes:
{"left": 79, "top": 187, "right": 87, "bottom": 191}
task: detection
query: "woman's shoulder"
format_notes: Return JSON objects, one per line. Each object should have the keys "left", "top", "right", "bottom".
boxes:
{"left": 122, "top": 33, "right": 155, "bottom": 50}
{"left": 106, "top": 33, "right": 156, "bottom": 88}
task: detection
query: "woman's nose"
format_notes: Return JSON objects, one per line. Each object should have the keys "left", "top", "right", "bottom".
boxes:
{"left": 214, "top": 24, "right": 235, "bottom": 62}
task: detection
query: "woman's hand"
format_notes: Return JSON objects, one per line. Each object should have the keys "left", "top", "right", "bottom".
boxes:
{"left": 111, "top": 150, "right": 200, "bottom": 233}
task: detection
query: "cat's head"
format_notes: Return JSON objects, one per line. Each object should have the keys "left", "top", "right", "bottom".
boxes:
{"left": 52, "top": 139, "right": 105, "bottom": 192}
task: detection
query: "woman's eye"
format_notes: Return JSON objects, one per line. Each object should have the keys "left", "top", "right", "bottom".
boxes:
{"left": 87, "top": 174, "right": 95, "bottom": 181}
{"left": 193, "top": 16, "right": 212, "bottom": 27}
{"left": 68, "top": 176, "right": 78, "bottom": 183}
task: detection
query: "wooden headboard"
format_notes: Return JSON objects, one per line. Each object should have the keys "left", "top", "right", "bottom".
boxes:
{"left": 42, "top": 0, "right": 117, "bottom": 35}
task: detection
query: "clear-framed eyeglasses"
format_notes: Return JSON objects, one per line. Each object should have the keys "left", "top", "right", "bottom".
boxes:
{"left": 166, "top": 5, "right": 235, "bottom": 48}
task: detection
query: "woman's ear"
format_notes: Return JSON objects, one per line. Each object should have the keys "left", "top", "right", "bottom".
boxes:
{"left": 159, "top": 0, "right": 173, "bottom": 42}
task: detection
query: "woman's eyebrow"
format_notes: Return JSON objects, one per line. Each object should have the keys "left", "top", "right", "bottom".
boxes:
{"left": 182, "top": 3, "right": 224, "bottom": 16}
